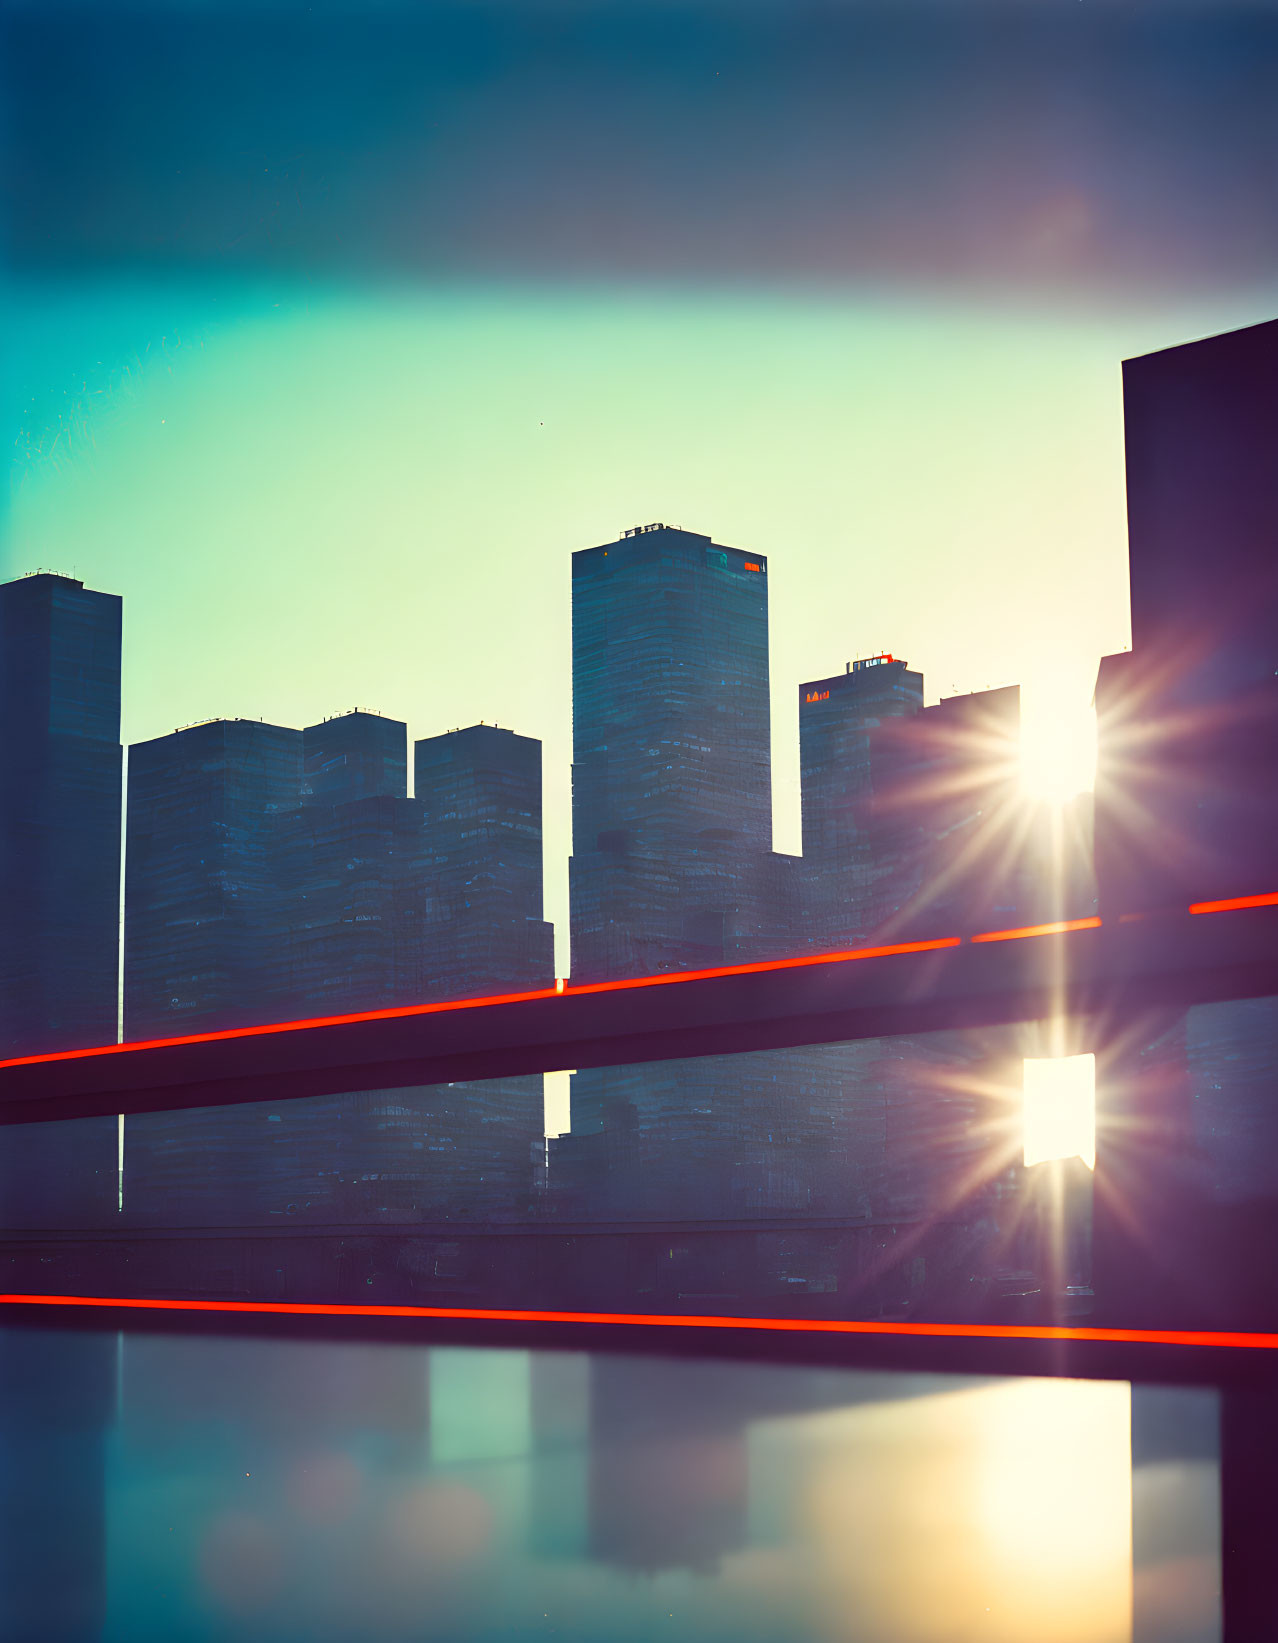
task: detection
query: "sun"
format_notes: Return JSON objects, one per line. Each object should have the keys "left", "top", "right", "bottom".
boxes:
{"left": 1018, "top": 675, "right": 1097, "bottom": 805}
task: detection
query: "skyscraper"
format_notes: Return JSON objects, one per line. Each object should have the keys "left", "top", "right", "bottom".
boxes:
{"left": 303, "top": 708, "right": 407, "bottom": 806}
{"left": 863, "top": 684, "right": 1024, "bottom": 939}
{"left": 0, "top": 573, "right": 122, "bottom": 1229}
{"left": 122, "top": 717, "right": 304, "bottom": 1225}
{"left": 412, "top": 722, "right": 555, "bottom": 998}
{"left": 798, "top": 654, "right": 924, "bottom": 945}
{"left": 124, "top": 717, "right": 304, "bottom": 1038}
{"left": 570, "top": 523, "right": 780, "bottom": 980}
{"left": 0, "top": 573, "right": 122, "bottom": 1056}
{"left": 567, "top": 527, "right": 873, "bottom": 1223}
{"left": 276, "top": 710, "right": 414, "bottom": 1019}
{"left": 1096, "top": 318, "right": 1278, "bottom": 916}
{"left": 1092, "top": 319, "right": 1278, "bottom": 1330}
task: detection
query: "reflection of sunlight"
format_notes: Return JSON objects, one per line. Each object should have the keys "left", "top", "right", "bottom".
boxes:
{"left": 1020, "top": 675, "right": 1097, "bottom": 804}
{"left": 974, "top": 1380, "right": 1131, "bottom": 1626}
{"left": 544, "top": 1069, "right": 575, "bottom": 1137}
{"left": 1024, "top": 1054, "right": 1096, "bottom": 1169}
{"left": 751, "top": 1377, "right": 1131, "bottom": 1643}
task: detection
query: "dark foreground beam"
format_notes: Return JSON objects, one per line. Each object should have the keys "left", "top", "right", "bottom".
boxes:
{"left": 4, "top": 905, "right": 1278, "bottom": 1125}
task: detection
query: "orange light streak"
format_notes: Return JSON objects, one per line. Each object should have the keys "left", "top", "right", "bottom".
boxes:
{"left": 1189, "top": 891, "right": 1278, "bottom": 915}
{"left": 5, "top": 890, "right": 1278, "bottom": 1076}
{"left": 3, "top": 1292, "right": 1278, "bottom": 1351}
{"left": 970, "top": 917, "right": 1102, "bottom": 944}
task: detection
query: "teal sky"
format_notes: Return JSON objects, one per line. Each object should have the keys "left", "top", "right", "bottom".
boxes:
{"left": 6, "top": 275, "right": 1277, "bottom": 962}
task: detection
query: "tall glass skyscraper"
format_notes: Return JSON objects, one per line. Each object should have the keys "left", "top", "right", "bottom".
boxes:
{"left": 413, "top": 722, "right": 554, "bottom": 999}
{"left": 570, "top": 524, "right": 780, "bottom": 980}
{"left": 1097, "top": 318, "right": 1278, "bottom": 917}
{"left": 0, "top": 573, "right": 123, "bottom": 1227}
{"left": 567, "top": 526, "right": 868, "bottom": 1222}
{"left": 572, "top": 523, "right": 771, "bottom": 854}
{"left": 0, "top": 573, "right": 123, "bottom": 1056}
{"left": 277, "top": 710, "right": 414, "bottom": 1019}
{"left": 124, "top": 717, "right": 304, "bottom": 1039}
{"left": 798, "top": 654, "right": 925, "bottom": 946}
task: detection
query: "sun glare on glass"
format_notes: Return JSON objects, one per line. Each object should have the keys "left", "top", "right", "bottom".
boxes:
{"left": 1023, "top": 1054, "right": 1096, "bottom": 1170}
{"left": 1019, "top": 677, "right": 1097, "bottom": 805}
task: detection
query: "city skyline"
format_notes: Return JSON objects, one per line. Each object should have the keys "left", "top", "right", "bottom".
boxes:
{"left": 1, "top": 513, "right": 1058, "bottom": 990}
{"left": 8, "top": 283, "right": 1242, "bottom": 967}
{"left": 7, "top": 0, "right": 1278, "bottom": 1035}
{"left": 6, "top": 311, "right": 1278, "bottom": 1339}
{"left": 1, "top": 516, "right": 1055, "bottom": 1227}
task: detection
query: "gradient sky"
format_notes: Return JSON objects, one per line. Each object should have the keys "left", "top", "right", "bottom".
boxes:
{"left": 5, "top": 0, "right": 1278, "bottom": 962}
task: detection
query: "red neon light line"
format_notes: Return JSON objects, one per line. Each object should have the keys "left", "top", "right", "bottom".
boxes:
{"left": 560, "top": 937, "right": 961, "bottom": 998}
{"left": 1189, "top": 891, "right": 1278, "bottom": 915}
{"left": 0, "top": 985, "right": 564, "bottom": 1070}
{"left": 0, "top": 936, "right": 962, "bottom": 1071}
{"left": 5, "top": 893, "right": 1275, "bottom": 1074}
{"left": 4, "top": 1293, "right": 1278, "bottom": 1351}
{"left": 970, "top": 917, "right": 1102, "bottom": 944}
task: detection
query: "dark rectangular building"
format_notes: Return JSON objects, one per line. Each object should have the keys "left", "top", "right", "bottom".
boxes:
{"left": 124, "top": 717, "right": 303, "bottom": 1039}
{"left": 798, "top": 654, "right": 924, "bottom": 945}
{"left": 572, "top": 523, "right": 771, "bottom": 857}
{"left": 863, "top": 685, "right": 1024, "bottom": 939}
{"left": 123, "top": 716, "right": 551, "bottom": 1228}
{"left": 566, "top": 528, "right": 907, "bottom": 1226}
{"left": 1093, "top": 319, "right": 1278, "bottom": 1331}
{"left": 570, "top": 524, "right": 777, "bottom": 980}
{"left": 1096, "top": 319, "right": 1278, "bottom": 914}
{"left": 276, "top": 711, "right": 415, "bottom": 1019}
{"left": 0, "top": 573, "right": 122, "bottom": 1055}
{"left": 413, "top": 722, "right": 555, "bottom": 998}
{"left": 0, "top": 573, "right": 122, "bottom": 1228}
{"left": 1124, "top": 318, "right": 1278, "bottom": 703}
{"left": 303, "top": 708, "right": 407, "bottom": 806}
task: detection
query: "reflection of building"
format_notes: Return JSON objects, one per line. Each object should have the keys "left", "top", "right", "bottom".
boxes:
{"left": 0, "top": 1327, "right": 116, "bottom": 1643}
{"left": 586, "top": 1355, "right": 892, "bottom": 1573}
{"left": 0, "top": 573, "right": 122, "bottom": 1226}
{"left": 588, "top": 1355, "right": 751, "bottom": 1572}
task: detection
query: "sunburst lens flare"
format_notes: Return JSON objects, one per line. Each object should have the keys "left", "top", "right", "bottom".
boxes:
{"left": 1019, "top": 677, "right": 1098, "bottom": 806}
{"left": 1023, "top": 1054, "right": 1096, "bottom": 1170}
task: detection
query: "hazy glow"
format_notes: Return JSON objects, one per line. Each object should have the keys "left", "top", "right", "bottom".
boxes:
{"left": 756, "top": 1376, "right": 1131, "bottom": 1643}
{"left": 1024, "top": 1054, "right": 1096, "bottom": 1170}
{"left": 1020, "top": 674, "right": 1098, "bottom": 804}
{"left": 3, "top": 278, "right": 1191, "bottom": 967}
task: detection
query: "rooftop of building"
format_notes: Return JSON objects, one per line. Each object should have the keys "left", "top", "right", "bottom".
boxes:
{"left": 574, "top": 523, "right": 766, "bottom": 570}
{"left": 799, "top": 655, "right": 915, "bottom": 697}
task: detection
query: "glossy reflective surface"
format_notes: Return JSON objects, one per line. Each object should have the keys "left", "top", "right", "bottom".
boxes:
{"left": 0, "top": 1328, "right": 1220, "bottom": 1643}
